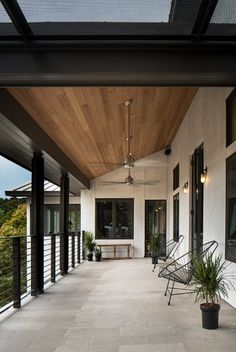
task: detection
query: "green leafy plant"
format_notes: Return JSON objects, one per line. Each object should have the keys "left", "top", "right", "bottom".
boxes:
{"left": 147, "top": 233, "right": 161, "bottom": 257}
{"left": 84, "top": 232, "right": 96, "bottom": 253}
{"left": 95, "top": 246, "right": 102, "bottom": 255}
{"left": 191, "top": 254, "right": 233, "bottom": 307}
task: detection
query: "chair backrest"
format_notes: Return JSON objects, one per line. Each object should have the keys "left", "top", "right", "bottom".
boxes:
{"left": 200, "top": 240, "right": 218, "bottom": 258}
{"left": 160, "top": 235, "right": 184, "bottom": 260}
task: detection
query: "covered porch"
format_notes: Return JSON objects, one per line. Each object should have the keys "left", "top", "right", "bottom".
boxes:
{"left": 0, "top": 259, "right": 236, "bottom": 352}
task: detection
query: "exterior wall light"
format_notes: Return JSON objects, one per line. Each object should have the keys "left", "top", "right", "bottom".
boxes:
{"left": 183, "top": 181, "right": 188, "bottom": 194}
{"left": 201, "top": 167, "right": 208, "bottom": 184}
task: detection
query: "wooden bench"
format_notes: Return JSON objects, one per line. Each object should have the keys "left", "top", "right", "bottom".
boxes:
{"left": 97, "top": 244, "right": 132, "bottom": 259}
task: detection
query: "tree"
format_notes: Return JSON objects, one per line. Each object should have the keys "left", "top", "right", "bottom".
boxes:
{"left": 0, "top": 203, "right": 27, "bottom": 308}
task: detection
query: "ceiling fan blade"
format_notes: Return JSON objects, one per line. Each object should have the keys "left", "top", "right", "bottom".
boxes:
{"left": 87, "top": 162, "right": 124, "bottom": 167}
{"left": 98, "top": 181, "right": 126, "bottom": 185}
{"left": 133, "top": 181, "right": 160, "bottom": 186}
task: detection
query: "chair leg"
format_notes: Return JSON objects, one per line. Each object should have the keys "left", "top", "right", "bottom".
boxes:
{"left": 164, "top": 277, "right": 170, "bottom": 296}
{"left": 168, "top": 280, "right": 175, "bottom": 305}
{"left": 152, "top": 255, "right": 157, "bottom": 272}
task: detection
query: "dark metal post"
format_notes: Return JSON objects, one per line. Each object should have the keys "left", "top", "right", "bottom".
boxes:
{"left": 77, "top": 231, "right": 81, "bottom": 264}
{"left": 82, "top": 230, "right": 85, "bottom": 260}
{"left": 13, "top": 237, "right": 21, "bottom": 308}
{"left": 72, "top": 233, "right": 75, "bottom": 268}
{"left": 31, "top": 152, "right": 44, "bottom": 295}
{"left": 60, "top": 173, "right": 69, "bottom": 275}
{"left": 51, "top": 234, "right": 56, "bottom": 283}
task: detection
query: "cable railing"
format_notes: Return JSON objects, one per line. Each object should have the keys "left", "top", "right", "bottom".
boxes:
{"left": 0, "top": 231, "right": 81, "bottom": 314}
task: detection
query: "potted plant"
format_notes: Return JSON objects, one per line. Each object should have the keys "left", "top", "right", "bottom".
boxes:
{"left": 147, "top": 233, "right": 161, "bottom": 264}
{"left": 84, "top": 232, "right": 96, "bottom": 261}
{"left": 191, "top": 253, "right": 233, "bottom": 329}
{"left": 95, "top": 246, "right": 102, "bottom": 262}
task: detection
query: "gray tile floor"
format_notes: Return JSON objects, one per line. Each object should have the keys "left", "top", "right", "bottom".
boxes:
{"left": 0, "top": 258, "right": 236, "bottom": 352}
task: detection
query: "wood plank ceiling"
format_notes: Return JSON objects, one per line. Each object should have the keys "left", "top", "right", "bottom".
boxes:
{"left": 8, "top": 87, "right": 197, "bottom": 180}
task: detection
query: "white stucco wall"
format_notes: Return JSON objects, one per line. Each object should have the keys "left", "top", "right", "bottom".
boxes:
{"left": 81, "top": 152, "right": 168, "bottom": 258}
{"left": 167, "top": 87, "right": 236, "bottom": 308}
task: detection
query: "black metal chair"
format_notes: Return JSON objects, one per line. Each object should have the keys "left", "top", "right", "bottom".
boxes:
{"left": 158, "top": 240, "right": 218, "bottom": 305}
{"left": 152, "top": 235, "right": 184, "bottom": 272}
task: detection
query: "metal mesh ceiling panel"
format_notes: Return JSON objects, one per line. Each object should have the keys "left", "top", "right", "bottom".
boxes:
{"left": 0, "top": 3, "right": 12, "bottom": 22}
{"left": 17, "top": 0, "right": 172, "bottom": 23}
{"left": 0, "top": 3, "right": 18, "bottom": 35}
{"left": 211, "top": 0, "right": 236, "bottom": 24}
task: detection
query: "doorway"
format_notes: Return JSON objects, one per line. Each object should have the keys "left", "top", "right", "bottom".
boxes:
{"left": 191, "top": 144, "right": 204, "bottom": 255}
{"left": 145, "top": 200, "right": 166, "bottom": 257}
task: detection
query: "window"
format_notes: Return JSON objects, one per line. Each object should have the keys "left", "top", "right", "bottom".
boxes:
{"left": 173, "top": 163, "right": 179, "bottom": 191}
{"left": 44, "top": 204, "right": 80, "bottom": 234}
{"left": 173, "top": 193, "right": 179, "bottom": 242}
{"left": 96, "top": 199, "right": 134, "bottom": 239}
{"left": 226, "top": 153, "right": 236, "bottom": 262}
{"left": 226, "top": 88, "right": 236, "bottom": 146}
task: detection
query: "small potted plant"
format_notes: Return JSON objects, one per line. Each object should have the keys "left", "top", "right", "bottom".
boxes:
{"left": 191, "top": 253, "right": 233, "bottom": 329}
{"left": 95, "top": 246, "right": 102, "bottom": 262}
{"left": 84, "top": 232, "right": 96, "bottom": 261}
{"left": 147, "top": 233, "right": 161, "bottom": 264}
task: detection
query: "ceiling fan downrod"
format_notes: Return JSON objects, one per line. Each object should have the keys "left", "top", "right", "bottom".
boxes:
{"left": 124, "top": 99, "right": 135, "bottom": 168}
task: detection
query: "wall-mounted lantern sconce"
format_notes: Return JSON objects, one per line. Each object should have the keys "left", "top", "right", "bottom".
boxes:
{"left": 201, "top": 167, "right": 208, "bottom": 184}
{"left": 183, "top": 181, "right": 188, "bottom": 194}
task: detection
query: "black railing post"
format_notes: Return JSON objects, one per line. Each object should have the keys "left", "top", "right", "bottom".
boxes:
{"left": 60, "top": 173, "right": 69, "bottom": 275}
{"left": 72, "top": 233, "right": 75, "bottom": 268}
{"left": 13, "top": 237, "right": 21, "bottom": 308}
{"left": 82, "top": 230, "right": 85, "bottom": 260}
{"left": 77, "top": 231, "right": 81, "bottom": 264}
{"left": 51, "top": 234, "right": 56, "bottom": 283}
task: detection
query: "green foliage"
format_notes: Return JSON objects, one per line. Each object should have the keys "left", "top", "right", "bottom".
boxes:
{"left": 0, "top": 203, "right": 27, "bottom": 237}
{"left": 147, "top": 233, "right": 161, "bottom": 256}
{"left": 84, "top": 232, "right": 96, "bottom": 253}
{"left": 0, "top": 202, "right": 27, "bottom": 309}
{"left": 190, "top": 254, "right": 234, "bottom": 306}
{"left": 95, "top": 246, "right": 102, "bottom": 255}
{"left": 0, "top": 198, "right": 26, "bottom": 228}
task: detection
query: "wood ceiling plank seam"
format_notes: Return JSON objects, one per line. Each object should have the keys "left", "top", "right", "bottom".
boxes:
{"left": 65, "top": 88, "right": 90, "bottom": 132}
{"left": 156, "top": 88, "right": 197, "bottom": 148}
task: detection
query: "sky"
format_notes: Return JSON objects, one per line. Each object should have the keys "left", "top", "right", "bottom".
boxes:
{"left": 0, "top": 156, "right": 31, "bottom": 198}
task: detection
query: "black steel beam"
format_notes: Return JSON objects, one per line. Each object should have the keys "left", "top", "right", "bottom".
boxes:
{"left": 192, "top": 0, "right": 218, "bottom": 35}
{"left": 60, "top": 174, "right": 69, "bottom": 275}
{"left": 0, "top": 89, "right": 90, "bottom": 188}
{"left": 0, "top": 40, "right": 235, "bottom": 86}
{"left": 31, "top": 152, "right": 44, "bottom": 294}
{"left": 170, "top": 0, "right": 202, "bottom": 24}
{"left": 1, "top": 0, "right": 32, "bottom": 37}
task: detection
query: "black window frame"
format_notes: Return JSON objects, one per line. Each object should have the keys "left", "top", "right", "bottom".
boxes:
{"left": 173, "top": 193, "right": 179, "bottom": 242}
{"left": 173, "top": 163, "right": 180, "bottom": 191}
{"left": 226, "top": 88, "right": 236, "bottom": 147}
{"left": 226, "top": 152, "right": 236, "bottom": 263}
{"left": 95, "top": 198, "right": 134, "bottom": 240}
{"left": 43, "top": 203, "right": 80, "bottom": 234}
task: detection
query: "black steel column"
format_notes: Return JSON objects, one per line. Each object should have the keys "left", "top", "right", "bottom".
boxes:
{"left": 60, "top": 173, "right": 69, "bottom": 275}
{"left": 31, "top": 152, "right": 44, "bottom": 295}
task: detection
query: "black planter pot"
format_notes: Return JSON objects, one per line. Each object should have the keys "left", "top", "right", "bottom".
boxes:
{"left": 87, "top": 253, "right": 93, "bottom": 261}
{"left": 200, "top": 303, "right": 220, "bottom": 329}
{"left": 95, "top": 253, "right": 102, "bottom": 262}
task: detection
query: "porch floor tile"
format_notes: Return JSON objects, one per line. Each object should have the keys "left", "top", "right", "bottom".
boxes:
{"left": 0, "top": 258, "right": 235, "bottom": 352}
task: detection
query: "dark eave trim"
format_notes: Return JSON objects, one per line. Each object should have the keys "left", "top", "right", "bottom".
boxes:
{"left": 0, "top": 89, "right": 90, "bottom": 189}
{"left": 0, "top": 40, "right": 235, "bottom": 86}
